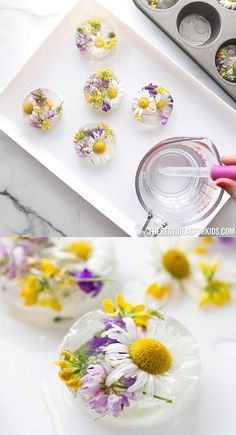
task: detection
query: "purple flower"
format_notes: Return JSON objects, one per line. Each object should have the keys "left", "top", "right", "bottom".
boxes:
{"left": 72, "top": 268, "right": 103, "bottom": 297}
{"left": 86, "top": 335, "right": 117, "bottom": 353}
{"left": 75, "top": 140, "right": 92, "bottom": 158}
{"left": 76, "top": 31, "right": 93, "bottom": 52}
{"left": 85, "top": 76, "right": 103, "bottom": 94}
{"left": 103, "top": 316, "right": 126, "bottom": 331}
{"left": 90, "top": 125, "right": 104, "bottom": 139}
{"left": 102, "top": 102, "right": 111, "bottom": 112}
{"left": 219, "top": 237, "right": 235, "bottom": 244}
{"left": 81, "top": 363, "right": 131, "bottom": 417}
{"left": 124, "top": 376, "right": 137, "bottom": 388}
{"left": 144, "top": 83, "right": 158, "bottom": 96}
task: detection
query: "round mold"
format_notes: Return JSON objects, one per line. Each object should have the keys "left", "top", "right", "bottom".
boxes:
{"left": 177, "top": 2, "right": 221, "bottom": 47}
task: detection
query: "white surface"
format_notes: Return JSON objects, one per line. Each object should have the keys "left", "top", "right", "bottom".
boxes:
{"left": 0, "top": 238, "right": 236, "bottom": 435}
{"left": 1, "top": 0, "right": 236, "bottom": 236}
{"left": 0, "top": 0, "right": 236, "bottom": 236}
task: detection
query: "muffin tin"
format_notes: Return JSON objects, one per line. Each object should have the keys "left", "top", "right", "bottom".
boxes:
{"left": 133, "top": 0, "right": 236, "bottom": 100}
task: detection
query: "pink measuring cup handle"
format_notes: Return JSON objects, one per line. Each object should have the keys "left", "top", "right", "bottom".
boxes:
{"left": 211, "top": 165, "right": 236, "bottom": 181}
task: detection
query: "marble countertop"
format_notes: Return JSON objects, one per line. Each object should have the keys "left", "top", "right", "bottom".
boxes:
{"left": 0, "top": 238, "right": 236, "bottom": 435}
{"left": 0, "top": 0, "right": 235, "bottom": 236}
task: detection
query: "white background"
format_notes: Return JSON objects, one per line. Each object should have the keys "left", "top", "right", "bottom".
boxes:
{"left": 0, "top": 238, "right": 236, "bottom": 435}
{"left": 0, "top": 0, "right": 236, "bottom": 236}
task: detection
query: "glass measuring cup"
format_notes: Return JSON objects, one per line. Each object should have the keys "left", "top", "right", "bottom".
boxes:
{"left": 135, "top": 137, "right": 224, "bottom": 234}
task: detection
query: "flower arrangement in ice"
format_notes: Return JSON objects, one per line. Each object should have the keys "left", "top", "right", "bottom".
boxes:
{"left": 55, "top": 294, "right": 200, "bottom": 422}
{"left": 146, "top": 0, "right": 178, "bottom": 9}
{"left": 0, "top": 238, "right": 115, "bottom": 324}
{"left": 84, "top": 68, "right": 124, "bottom": 112}
{"left": 131, "top": 84, "right": 173, "bottom": 126}
{"left": 22, "top": 88, "right": 63, "bottom": 130}
{"left": 146, "top": 238, "right": 235, "bottom": 308}
{"left": 75, "top": 17, "right": 117, "bottom": 60}
{"left": 218, "top": 0, "right": 236, "bottom": 10}
{"left": 74, "top": 122, "right": 116, "bottom": 165}
{"left": 216, "top": 43, "right": 236, "bottom": 83}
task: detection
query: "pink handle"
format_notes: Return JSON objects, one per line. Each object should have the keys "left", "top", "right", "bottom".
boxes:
{"left": 211, "top": 165, "right": 236, "bottom": 181}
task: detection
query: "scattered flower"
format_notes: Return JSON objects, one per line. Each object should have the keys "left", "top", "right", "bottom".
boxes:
{"left": 199, "top": 261, "right": 232, "bottom": 308}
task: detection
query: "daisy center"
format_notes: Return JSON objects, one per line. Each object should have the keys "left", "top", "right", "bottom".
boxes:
{"left": 95, "top": 38, "right": 106, "bottom": 48}
{"left": 138, "top": 98, "right": 149, "bottom": 109}
{"left": 162, "top": 249, "right": 190, "bottom": 279}
{"left": 23, "top": 102, "right": 34, "bottom": 115}
{"left": 93, "top": 141, "right": 106, "bottom": 154}
{"left": 129, "top": 338, "right": 172, "bottom": 375}
{"left": 108, "top": 88, "right": 118, "bottom": 99}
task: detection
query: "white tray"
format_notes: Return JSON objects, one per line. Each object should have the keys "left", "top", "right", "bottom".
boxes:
{"left": 0, "top": 0, "right": 235, "bottom": 236}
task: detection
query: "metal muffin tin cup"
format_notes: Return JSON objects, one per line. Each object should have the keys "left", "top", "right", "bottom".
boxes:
{"left": 133, "top": 0, "right": 236, "bottom": 100}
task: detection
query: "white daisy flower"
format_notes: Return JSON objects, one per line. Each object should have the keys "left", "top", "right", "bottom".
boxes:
{"left": 146, "top": 238, "right": 209, "bottom": 302}
{"left": 104, "top": 80, "right": 125, "bottom": 109}
{"left": 131, "top": 89, "right": 156, "bottom": 121}
{"left": 103, "top": 316, "right": 200, "bottom": 401}
{"left": 218, "top": 0, "right": 236, "bottom": 10}
{"left": 87, "top": 130, "right": 116, "bottom": 165}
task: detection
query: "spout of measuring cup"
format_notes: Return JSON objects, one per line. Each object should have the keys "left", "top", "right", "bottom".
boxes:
{"left": 211, "top": 165, "right": 236, "bottom": 181}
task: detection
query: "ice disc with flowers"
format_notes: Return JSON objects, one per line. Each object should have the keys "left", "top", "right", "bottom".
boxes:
{"left": 75, "top": 17, "right": 117, "bottom": 61}
{"left": 0, "top": 238, "right": 116, "bottom": 326}
{"left": 55, "top": 294, "right": 200, "bottom": 427}
{"left": 132, "top": 83, "right": 173, "bottom": 126}
{"left": 22, "top": 88, "right": 63, "bottom": 131}
{"left": 84, "top": 68, "right": 124, "bottom": 113}
{"left": 74, "top": 122, "right": 116, "bottom": 165}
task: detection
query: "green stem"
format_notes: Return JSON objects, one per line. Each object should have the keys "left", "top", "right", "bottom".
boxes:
{"left": 143, "top": 391, "right": 173, "bottom": 404}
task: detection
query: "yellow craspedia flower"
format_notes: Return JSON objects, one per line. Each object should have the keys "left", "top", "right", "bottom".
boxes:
{"left": 66, "top": 240, "right": 93, "bottom": 261}
{"left": 146, "top": 282, "right": 170, "bottom": 299}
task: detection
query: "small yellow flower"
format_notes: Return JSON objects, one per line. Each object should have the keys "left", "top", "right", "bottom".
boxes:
{"left": 39, "top": 296, "right": 62, "bottom": 312}
{"left": 65, "top": 241, "right": 93, "bottom": 261}
{"left": 39, "top": 259, "right": 60, "bottom": 278}
{"left": 199, "top": 261, "right": 232, "bottom": 308}
{"left": 98, "top": 68, "right": 114, "bottom": 81}
{"left": 103, "top": 298, "right": 116, "bottom": 314}
{"left": 100, "top": 122, "right": 113, "bottom": 138}
{"left": 102, "top": 294, "right": 153, "bottom": 328}
{"left": 74, "top": 129, "right": 84, "bottom": 142}
{"left": 55, "top": 349, "right": 81, "bottom": 390}
{"left": 146, "top": 282, "right": 170, "bottom": 299}
{"left": 42, "top": 119, "right": 51, "bottom": 131}
{"left": 19, "top": 275, "right": 38, "bottom": 306}
{"left": 200, "top": 261, "right": 218, "bottom": 275}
